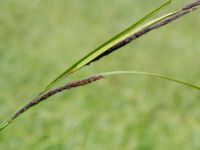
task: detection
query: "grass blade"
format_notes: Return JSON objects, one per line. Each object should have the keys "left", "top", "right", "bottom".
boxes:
{"left": 1, "top": 0, "right": 199, "bottom": 131}
{"left": 42, "top": 0, "right": 172, "bottom": 92}
{"left": 102, "top": 71, "right": 200, "bottom": 90}
{"left": 1, "top": 69, "right": 199, "bottom": 131}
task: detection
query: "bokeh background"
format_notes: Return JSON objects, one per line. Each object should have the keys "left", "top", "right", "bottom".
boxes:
{"left": 0, "top": 0, "right": 200, "bottom": 149}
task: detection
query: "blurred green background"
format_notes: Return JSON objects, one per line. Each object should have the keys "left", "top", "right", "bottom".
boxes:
{"left": 0, "top": 0, "right": 200, "bottom": 149}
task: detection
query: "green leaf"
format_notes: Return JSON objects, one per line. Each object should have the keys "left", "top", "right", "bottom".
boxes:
{"left": 101, "top": 71, "right": 200, "bottom": 90}
{"left": 1, "top": 69, "right": 199, "bottom": 131}
{"left": 42, "top": 0, "right": 172, "bottom": 93}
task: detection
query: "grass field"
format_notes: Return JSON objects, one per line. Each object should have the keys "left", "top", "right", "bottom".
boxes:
{"left": 0, "top": 0, "right": 200, "bottom": 149}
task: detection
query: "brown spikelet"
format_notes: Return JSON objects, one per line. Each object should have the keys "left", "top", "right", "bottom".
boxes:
{"left": 10, "top": 75, "right": 104, "bottom": 121}
{"left": 1, "top": 0, "right": 200, "bottom": 131}
{"left": 86, "top": 0, "right": 200, "bottom": 65}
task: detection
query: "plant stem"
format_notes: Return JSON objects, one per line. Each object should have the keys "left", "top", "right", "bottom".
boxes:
{"left": 0, "top": 75, "right": 104, "bottom": 131}
{"left": 1, "top": 0, "right": 200, "bottom": 131}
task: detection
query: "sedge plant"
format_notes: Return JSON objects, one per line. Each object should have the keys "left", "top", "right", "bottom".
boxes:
{"left": 0, "top": 0, "right": 200, "bottom": 131}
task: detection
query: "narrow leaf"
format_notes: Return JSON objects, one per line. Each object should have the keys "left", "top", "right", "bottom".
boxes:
{"left": 42, "top": 0, "right": 172, "bottom": 93}
{"left": 102, "top": 71, "right": 200, "bottom": 90}
{"left": 1, "top": 69, "right": 200, "bottom": 131}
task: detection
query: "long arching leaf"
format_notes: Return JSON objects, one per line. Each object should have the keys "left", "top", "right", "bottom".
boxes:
{"left": 101, "top": 71, "right": 200, "bottom": 90}
{"left": 1, "top": 69, "right": 199, "bottom": 131}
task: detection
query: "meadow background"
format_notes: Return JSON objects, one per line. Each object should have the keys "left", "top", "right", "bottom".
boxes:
{"left": 0, "top": 0, "right": 200, "bottom": 149}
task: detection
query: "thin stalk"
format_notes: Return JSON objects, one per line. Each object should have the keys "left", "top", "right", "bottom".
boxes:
{"left": 42, "top": 0, "right": 172, "bottom": 92}
{"left": 1, "top": 0, "right": 200, "bottom": 131}
{"left": 1, "top": 70, "right": 199, "bottom": 131}
{"left": 42, "top": 0, "right": 200, "bottom": 93}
